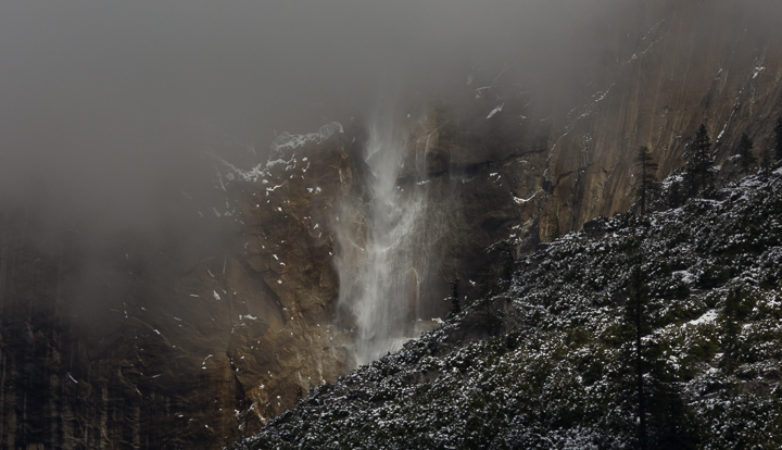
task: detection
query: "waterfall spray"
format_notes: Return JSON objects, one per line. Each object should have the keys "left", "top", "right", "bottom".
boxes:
{"left": 334, "top": 111, "right": 432, "bottom": 365}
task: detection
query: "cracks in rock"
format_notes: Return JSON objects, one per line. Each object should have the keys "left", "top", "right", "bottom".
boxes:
{"left": 396, "top": 147, "right": 548, "bottom": 187}
{"left": 235, "top": 258, "right": 286, "bottom": 325}
{"left": 226, "top": 351, "right": 247, "bottom": 401}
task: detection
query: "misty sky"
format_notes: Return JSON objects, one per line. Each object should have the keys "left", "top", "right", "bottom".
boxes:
{"left": 1, "top": 0, "right": 776, "bottom": 231}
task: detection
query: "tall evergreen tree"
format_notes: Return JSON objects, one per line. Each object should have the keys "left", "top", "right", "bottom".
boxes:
{"left": 626, "top": 261, "right": 649, "bottom": 449}
{"left": 635, "top": 146, "right": 659, "bottom": 216}
{"left": 685, "top": 124, "right": 713, "bottom": 195}
{"left": 736, "top": 133, "right": 756, "bottom": 172}
{"left": 622, "top": 243, "right": 697, "bottom": 449}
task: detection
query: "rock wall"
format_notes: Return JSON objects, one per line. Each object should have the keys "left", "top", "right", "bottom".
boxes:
{"left": 539, "top": 2, "right": 782, "bottom": 237}
{"left": 415, "top": 0, "right": 782, "bottom": 248}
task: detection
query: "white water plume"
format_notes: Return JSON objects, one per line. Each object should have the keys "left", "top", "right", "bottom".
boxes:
{"left": 334, "top": 112, "right": 435, "bottom": 365}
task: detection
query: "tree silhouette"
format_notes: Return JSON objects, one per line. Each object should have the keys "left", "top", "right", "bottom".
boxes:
{"left": 685, "top": 124, "right": 713, "bottom": 195}
{"left": 448, "top": 279, "right": 461, "bottom": 315}
{"left": 736, "top": 133, "right": 756, "bottom": 172}
{"left": 667, "top": 179, "right": 685, "bottom": 209}
{"left": 622, "top": 242, "right": 697, "bottom": 449}
{"left": 626, "top": 261, "right": 649, "bottom": 449}
{"left": 635, "top": 146, "right": 659, "bottom": 216}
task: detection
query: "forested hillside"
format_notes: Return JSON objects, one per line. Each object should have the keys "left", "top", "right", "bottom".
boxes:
{"left": 241, "top": 164, "right": 782, "bottom": 449}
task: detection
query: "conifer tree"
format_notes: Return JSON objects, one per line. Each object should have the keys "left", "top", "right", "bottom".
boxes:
{"left": 626, "top": 261, "right": 649, "bottom": 449}
{"left": 685, "top": 124, "right": 713, "bottom": 195}
{"left": 623, "top": 244, "right": 696, "bottom": 449}
{"left": 448, "top": 279, "right": 461, "bottom": 315}
{"left": 667, "top": 180, "right": 684, "bottom": 208}
{"left": 736, "top": 133, "right": 756, "bottom": 172}
{"left": 636, "top": 146, "right": 659, "bottom": 216}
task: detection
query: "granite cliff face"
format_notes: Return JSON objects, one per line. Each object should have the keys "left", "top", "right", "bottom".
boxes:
{"left": 403, "top": 0, "right": 782, "bottom": 247}
{"left": 2, "top": 2, "right": 782, "bottom": 448}
{"left": 537, "top": 1, "right": 782, "bottom": 237}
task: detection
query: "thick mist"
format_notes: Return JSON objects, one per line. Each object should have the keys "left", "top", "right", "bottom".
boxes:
{"left": 0, "top": 0, "right": 659, "bottom": 230}
{"left": 2, "top": 0, "right": 780, "bottom": 322}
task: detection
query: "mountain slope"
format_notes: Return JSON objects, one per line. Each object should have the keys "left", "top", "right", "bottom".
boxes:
{"left": 240, "top": 166, "right": 782, "bottom": 449}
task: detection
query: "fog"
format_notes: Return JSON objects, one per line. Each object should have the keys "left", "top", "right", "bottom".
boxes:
{"left": 0, "top": 0, "right": 779, "bottom": 233}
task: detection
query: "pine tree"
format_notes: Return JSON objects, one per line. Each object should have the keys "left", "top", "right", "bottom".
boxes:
{"left": 636, "top": 146, "right": 659, "bottom": 216}
{"left": 623, "top": 244, "right": 697, "bottom": 449}
{"left": 448, "top": 279, "right": 461, "bottom": 315}
{"left": 667, "top": 180, "right": 684, "bottom": 208}
{"left": 685, "top": 124, "right": 713, "bottom": 195}
{"left": 626, "top": 261, "right": 649, "bottom": 450}
{"left": 775, "top": 118, "right": 782, "bottom": 162}
{"left": 736, "top": 133, "right": 756, "bottom": 172}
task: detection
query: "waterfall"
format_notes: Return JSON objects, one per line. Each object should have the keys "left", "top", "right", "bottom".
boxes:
{"left": 334, "top": 111, "right": 433, "bottom": 365}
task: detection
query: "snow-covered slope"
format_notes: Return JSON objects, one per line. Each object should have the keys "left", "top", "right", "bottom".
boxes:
{"left": 239, "top": 166, "right": 782, "bottom": 449}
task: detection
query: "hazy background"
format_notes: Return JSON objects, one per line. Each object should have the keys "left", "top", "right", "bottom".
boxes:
{"left": 1, "top": 0, "right": 778, "bottom": 233}
{"left": 0, "top": 1, "right": 626, "bottom": 227}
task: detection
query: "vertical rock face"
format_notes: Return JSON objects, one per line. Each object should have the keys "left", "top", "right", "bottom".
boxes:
{"left": 415, "top": 0, "right": 782, "bottom": 247}
{"left": 538, "top": 2, "right": 782, "bottom": 238}
{"left": 2, "top": 3, "right": 782, "bottom": 448}
{"left": 218, "top": 125, "right": 361, "bottom": 427}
